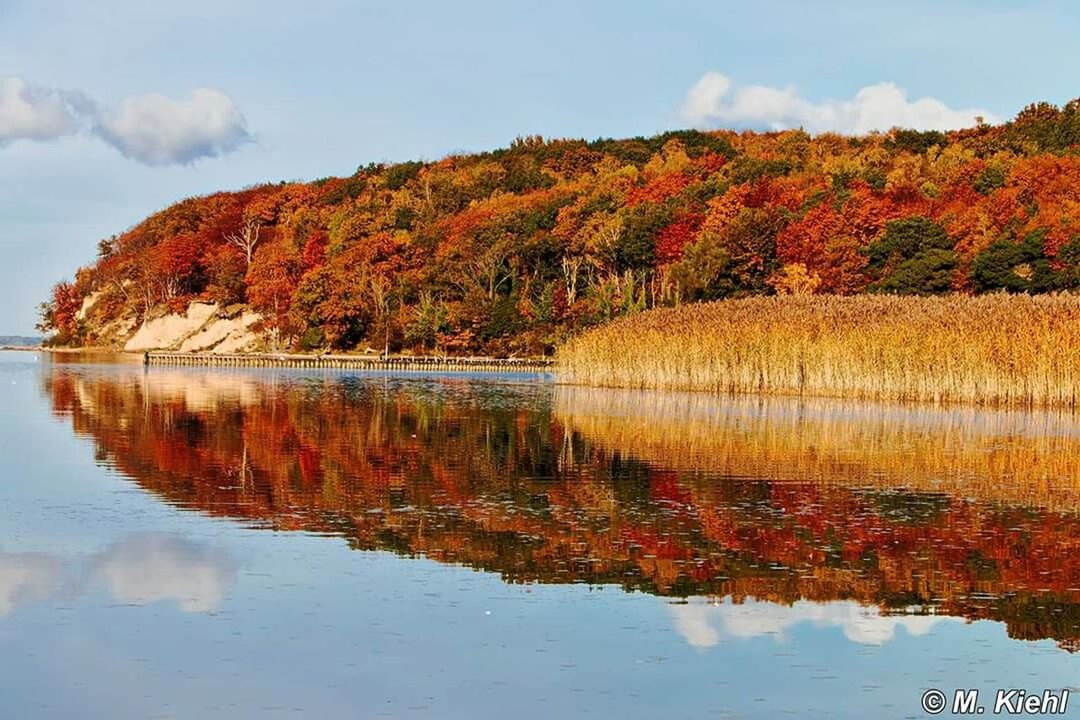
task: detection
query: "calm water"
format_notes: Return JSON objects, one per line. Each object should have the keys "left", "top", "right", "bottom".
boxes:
{"left": 2, "top": 350, "right": 1079, "bottom": 718}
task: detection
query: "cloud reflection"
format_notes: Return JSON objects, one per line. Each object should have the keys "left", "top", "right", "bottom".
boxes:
{"left": 0, "top": 552, "right": 63, "bottom": 615}
{"left": 0, "top": 533, "right": 236, "bottom": 616}
{"left": 669, "top": 598, "right": 954, "bottom": 649}
{"left": 90, "top": 533, "right": 238, "bottom": 613}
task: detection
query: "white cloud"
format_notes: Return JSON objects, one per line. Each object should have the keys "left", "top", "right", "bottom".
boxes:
{"left": 0, "top": 77, "right": 94, "bottom": 145}
{"left": 669, "top": 598, "right": 955, "bottom": 649}
{"left": 0, "top": 77, "right": 251, "bottom": 165}
{"left": 94, "top": 88, "right": 252, "bottom": 166}
{"left": 681, "top": 72, "right": 998, "bottom": 134}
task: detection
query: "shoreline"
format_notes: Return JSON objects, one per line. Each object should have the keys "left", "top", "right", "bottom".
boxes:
{"left": 32, "top": 323, "right": 1080, "bottom": 411}
{"left": 41, "top": 348, "right": 557, "bottom": 373}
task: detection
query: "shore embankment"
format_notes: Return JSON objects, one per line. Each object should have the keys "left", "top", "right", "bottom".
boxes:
{"left": 144, "top": 351, "right": 555, "bottom": 373}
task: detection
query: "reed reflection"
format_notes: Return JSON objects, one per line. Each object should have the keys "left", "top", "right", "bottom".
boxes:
{"left": 41, "top": 366, "right": 1080, "bottom": 650}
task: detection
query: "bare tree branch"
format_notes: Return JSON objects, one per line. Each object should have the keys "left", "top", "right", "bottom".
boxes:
{"left": 226, "top": 218, "right": 263, "bottom": 267}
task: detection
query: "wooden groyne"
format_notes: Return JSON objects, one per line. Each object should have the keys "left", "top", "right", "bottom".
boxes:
{"left": 145, "top": 351, "right": 555, "bottom": 373}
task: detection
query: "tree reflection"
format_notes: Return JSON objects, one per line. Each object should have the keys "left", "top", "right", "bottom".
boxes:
{"left": 42, "top": 367, "right": 1080, "bottom": 650}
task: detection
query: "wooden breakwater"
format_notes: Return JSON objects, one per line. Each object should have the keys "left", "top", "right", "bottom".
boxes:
{"left": 145, "top": 352, "right": 555, "bottom": 373}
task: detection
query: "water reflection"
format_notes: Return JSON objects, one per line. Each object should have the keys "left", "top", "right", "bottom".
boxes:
{"left": 40, "top": 365, "right": 1080, "bottom": 651}
{"left": 0, "top": 552, "right": 62, "bottom": 615}
{"left": 0, "top": 534, "right": 237, "bottom": 615}
{"left": 668, "top": 599, "right": 956, "bottom": 648}
{"left": 88, "top": 533, "right": 238, "bottom": 613}
{"left": 554, "top": 385, "right": 1080, "bottom": 509}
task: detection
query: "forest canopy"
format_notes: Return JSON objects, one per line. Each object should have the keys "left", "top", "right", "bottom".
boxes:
{"left": 40, "top": 99, "right": 1080, "bottom": 354}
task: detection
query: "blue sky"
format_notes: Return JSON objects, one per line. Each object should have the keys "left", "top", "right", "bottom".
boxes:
{"left": 2, "top": 0, "right": 1079, "bottom": 333}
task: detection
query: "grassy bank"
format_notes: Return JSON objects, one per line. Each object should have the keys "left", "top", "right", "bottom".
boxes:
{"left": 557, "top": 294, "right": 1080, "bottom": 408}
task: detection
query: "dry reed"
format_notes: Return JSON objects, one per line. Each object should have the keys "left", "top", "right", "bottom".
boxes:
{"left": 558, "top": 294, "right": 1080, "bottom": 408}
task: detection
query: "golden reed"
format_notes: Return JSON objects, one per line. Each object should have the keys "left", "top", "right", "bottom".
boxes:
{"left": 558, "top": 294, "right": 1080, "bottom": 408}
{"left": 554, "top": 385, "right": 1080, "bottom": 510}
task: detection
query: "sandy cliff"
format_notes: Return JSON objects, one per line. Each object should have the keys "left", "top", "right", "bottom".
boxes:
{"left": 120, "top": 303, "right": 264, "bottom": 353}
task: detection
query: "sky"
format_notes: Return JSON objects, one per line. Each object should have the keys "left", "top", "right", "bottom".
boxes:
{"left": 2, "top": 0, "right": 1079, "bottom": 334}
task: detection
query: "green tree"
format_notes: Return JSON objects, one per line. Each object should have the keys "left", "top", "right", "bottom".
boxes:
{"left": 615, "top": 203, "right": 670, "bottom": 271}
{"left": 866, "top": 217, "right": 959, "bottom": 295}
{"left": 669, "top": 234, "right": 731, "bottom": 301}
{"left": 716, "top": 207, "right": 785, "bottom": 294}
{"left": 872, "top": 248, "right": 958, "bottom": 295}
{"left": 866, "top": 217, "right": 954, "bottom": 269}
{"left": 407, "top": 291, "right": 448, "bottom": 351}
{"left": 1055, "top": 237, "right": 1080, "bottom": 289}
{"left": 974, "top": 165, "right": 1007, "bottom": 195}
{"left": 970, "top": 229, "right": 1062, "bottom": 293}
{"left": 884, "top": 129, "right": 947, "bottom": 154}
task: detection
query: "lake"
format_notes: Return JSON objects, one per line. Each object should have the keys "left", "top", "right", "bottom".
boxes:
{"left": 2, "top": 350, "right": 1079, "bottom": 718}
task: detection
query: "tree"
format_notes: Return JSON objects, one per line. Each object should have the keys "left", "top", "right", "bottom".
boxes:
{"left": 150, "top": 233, "right": 203, "bottom": 304}
{"left": 970, "top": 229, "right": 1062, "bottom": 293}
{"left": 615, "top": 203, "right": 670, "bottom": 272}
{"left": 37, "top": 281, "right": 81, "bottom": 340}
{"left": 865, "top": 216, "right": 958, "bottom": 294}
{"left": 871, "top": 248, "right": 958, "bottom": 295}
{"left": 560, "top": 255, "right": 584, "bottom": 306}
{"left": 407, "top": 291, "right": 448, "bottom": 351}
{"left": 301, "top": 230, "right": 329, "bottom": 271}
{"left": 884, "top": 129, "right": 947, "bottom": 154}
{"left": 203, "top": 243, "right": 247, "bottom": 304}
{"left": 1055, "top": 237, "right": 1080, "bottom": 289}
{"left": 654, "top": 213, "right": 704, "bottom": 264}
{"left": 866, "top": 216, "right": 954, "bottom": 269}
{"left": 709, "top": 207, "right": 786, "bottom": 294}
{"left": 575, "top": 211, "right": 623, "bottom": 276}
{"left": 974, "top": 165, "right": 1007, "bottom": 195}
{"left": 769, "top": 263, "right": 822, "bottom": 295}
{"left": 1008, "top": 101, "right": 1064, "bottom": 151}
{"left": 226, "top": 217, "right": 263, "bottom": 267}
{"left": 668, "top": 234, "right": 732, "bottom": 301}
{"left": 293, "top": 252, "right": 373, "bottom": 349}
{"left": 246, "top": 240, "right": 302, "bottom": 348}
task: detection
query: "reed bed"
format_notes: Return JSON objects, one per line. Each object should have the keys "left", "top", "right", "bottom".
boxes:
{"left": 554, "top": 385, "right": 1080, "bottom": 510}
{"left": 558, "top": 294, "right": 1080, "bottom": 409}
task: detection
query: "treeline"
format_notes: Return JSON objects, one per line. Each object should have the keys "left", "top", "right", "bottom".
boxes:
{"left": 0, "top": 335, "right": 41, "bottom": 347}
{"left": 40, "top": 99, "right": 1080, "bottom": 353}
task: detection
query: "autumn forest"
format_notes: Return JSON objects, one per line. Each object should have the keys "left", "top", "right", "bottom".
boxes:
{"left": 40, "top": 100, "right": 1080, "bottom": 355}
